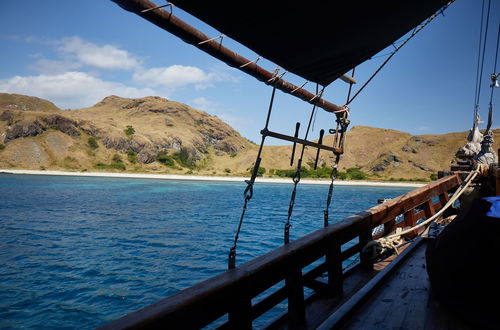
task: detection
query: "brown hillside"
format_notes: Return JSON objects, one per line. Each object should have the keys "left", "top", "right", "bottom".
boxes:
{"left": 0, "top": 93, "right": 254, "bottom": 174}
{"left": 0, "top": 93, "right": 60, "bottom": 112}
{"left": 0, "top": 93, "right": 498, "bottom": 180}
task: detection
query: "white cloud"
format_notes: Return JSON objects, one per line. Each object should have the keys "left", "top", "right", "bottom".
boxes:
{"left": 29, "top": 58, "right": 82, "bottom": 75}
{"left": 190, "top": 97, "right": 250, "bottom": 128}
{"left": 417, "top": 126, "right": 431, "bottom": 131}
{"left": 192, "top": 97, "right": 216, "bottom": 111}
{"left": 0, "top": 72, "right": 158, "bottom": 109}
{"left": 58, "top": 36, "right": 142, "bottom": 71}
{"left": 2, "top": 35, "right": 242, "bottom": 106}
{"left": 216, "top": 113, "right": 251, "bottom": 126}
{"left": 133, "top": 65, "right": 217, "bottom": 89}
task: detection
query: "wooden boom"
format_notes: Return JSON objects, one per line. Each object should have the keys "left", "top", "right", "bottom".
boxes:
{"left": 111, "top": 0, "right": 347, "bottom": 114}
{"left": 98, "top": 174, "right": 462, "bottom": 329}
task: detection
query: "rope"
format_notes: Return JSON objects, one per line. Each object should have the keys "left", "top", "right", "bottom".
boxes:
{"left": 228, "top": 83, "right": 278, "bottom": 269}
{"left": 474, "top": 0, "right": 492, "bottom": 109}
{"left": 486, "top": 24, "right": 500, "bottom": 132}
{"left": 473, "top": 0, "right": 488, "bottom": 119}
{"left": 379, "top": 168, "right": 481, "bottom": 247}
{"left": 346, "top": 67, "right": 356, "bottom": 104}
{"left": 323, "top": 154, "right": 340, "bottom": 227}
{"left": 345, "top": 1, "right": 455, "bottom": 106}
{"left": 375, "top": 169, "right": 481, "bottom": 256}
{"left": 284, "top": 86, "right": 324, "bottom": 244}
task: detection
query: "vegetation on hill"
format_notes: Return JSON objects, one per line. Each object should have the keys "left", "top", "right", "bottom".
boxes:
{"left": 0, "top": 93, "right": 498, "bottom": 181}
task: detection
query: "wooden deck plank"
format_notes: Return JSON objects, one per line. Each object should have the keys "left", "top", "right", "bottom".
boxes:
{"left": 339, "top": 240, "right": 474, "bottom": 330}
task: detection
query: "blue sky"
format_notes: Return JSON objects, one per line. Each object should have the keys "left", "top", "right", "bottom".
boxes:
{"left": 0, "top": 0, "right": 499, "bottom": 144}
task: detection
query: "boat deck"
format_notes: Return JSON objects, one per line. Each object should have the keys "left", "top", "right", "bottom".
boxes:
{"left": 319, "top": 238, "right": 474, "bottom": 329}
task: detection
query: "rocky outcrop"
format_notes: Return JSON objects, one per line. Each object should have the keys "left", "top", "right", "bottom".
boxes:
{"left": 4, "top": 120, "right": 45, "bottom": 142}
{"left": 214, "top": 140, "right": 240, "bottom": 154}
{"left": 411, "top": 137, "right": 436, "bottom": 146}
{"left": 401, "top": 145, "right": 418, "bottom": 153}
{"left": 42, "top": 115, "right": 80, "bottom": 137}
{"left": 0, "top": 110, "right": 14, "bottom": 124}
{"left": 137, "top": 148, "right": 158, "bottom": 164}
{"left": 78, "top": 121, "right": 100, "bottom": 137}
{"left": 370, "top": 154, "right": 401, "bottom": 172}
{"left": 408, "top": 160, "right": 434, "bottom": 172}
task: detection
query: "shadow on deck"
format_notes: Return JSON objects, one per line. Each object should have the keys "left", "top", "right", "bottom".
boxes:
{"left": 317, "top": 238, "right": 474, "bottom": 329}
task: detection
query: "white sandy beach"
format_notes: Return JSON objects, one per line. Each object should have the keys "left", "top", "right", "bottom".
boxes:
{"left": 0, "top": 169, "right": 426, "bottom": 188}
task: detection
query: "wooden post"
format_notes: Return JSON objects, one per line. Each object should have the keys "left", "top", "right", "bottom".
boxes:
{"left": 383, "top": 217, "right": 396, "bottom": 235}
{"left": 423, "top": 200, "right": 436, "bottom": 218}
{"left": 404, "top": 209, "right": 416, "bottom": 227}
{"left": 402, "top": 209, "right": 418, "bottom": 238}
{"left": 228, "top": 294, "right": 252, "bottom": 329}
{"left": 359, "top": 230, "right": 374, "bottom": 271}
{"left": 326, "top": 243, "right": 343, "bottom": 294}
{"left": 439, "top": 192, "right": 450, "bottom": 207}
{"left": 286, "top": 267, "right": 306, "bottom": 327}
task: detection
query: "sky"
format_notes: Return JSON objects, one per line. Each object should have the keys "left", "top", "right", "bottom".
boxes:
{"left": 0, "top": 0, "right": 499, "bottom": 145}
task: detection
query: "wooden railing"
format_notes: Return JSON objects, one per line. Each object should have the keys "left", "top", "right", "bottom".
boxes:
{"left": 99, "top": 174, "right": 462, "bottom": 329}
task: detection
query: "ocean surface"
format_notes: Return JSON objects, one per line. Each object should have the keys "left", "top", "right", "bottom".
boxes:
{"left": 0, "top": 174, "right": 412, "bottom": 329}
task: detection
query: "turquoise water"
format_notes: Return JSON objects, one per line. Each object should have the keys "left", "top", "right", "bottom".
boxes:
{"left": 0, "top": 174, "right": 411, "bottom": 329}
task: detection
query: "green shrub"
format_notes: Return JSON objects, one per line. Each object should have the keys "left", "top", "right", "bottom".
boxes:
{"left": 95, "top": 162, "right": 126, "bottom": 170}
{"left": 0, "top": 144, "right": 5, "bottom": 150}
{"left": 124, "top": 125, "right": 135, "bottom": 137}
{"left": 87, "top": 137, "right": 98, "bottom": 149}
{"left": 248, "top": 166, "right": 266, "bottom": 177}
{"left": 127, "top": 150, "right": 137, "bottom": 163}
{"left": 258, "top": 167, "right": 266, "bottom": 176}
{"left": 224, "top": 168, "right": 231, "bottom": 173}
{"left": 303, "top": 166, "right": 331, "bottom": 178}
{"left": 157, "top": 152, "right": 175, "bottom": 167}
{"left": 346, "top": 168, "right": 367, "bottom": 180}
{"left": 270, "top": 165, "right": 364, "bottom": 180}
{"left": 336, "top": 171, "right": 347, "bottom": 180}
{"left": 172, "top": 147, "right": 196, "bottom": 168}
{"left": 430, "top": 173, "right": 438, "bottom": 181}
{"left": 273, "top": 169, "right": 296, "bottom": 177}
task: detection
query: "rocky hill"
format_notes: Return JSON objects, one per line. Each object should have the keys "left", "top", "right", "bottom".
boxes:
{"left": 0, "top": 93, "right": 498, "bottom": 181}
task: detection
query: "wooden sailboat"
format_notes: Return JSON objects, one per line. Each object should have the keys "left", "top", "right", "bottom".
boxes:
{"left": 100, "top": 0, "right": 500, "bottom": 328}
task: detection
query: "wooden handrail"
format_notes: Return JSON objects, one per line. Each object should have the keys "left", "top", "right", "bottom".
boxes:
{"left": 98, "top": 174, "right": 461, "bottom": 329}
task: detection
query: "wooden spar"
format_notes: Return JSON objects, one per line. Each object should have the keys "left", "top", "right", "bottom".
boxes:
{"left": 98, "top": 174, "right": 462, "bottom": 329}
{"left": 111, "top": 0, "right": 346, "bottom": 114}
{"left": 262, "top": 128, "right": 343, "bottom": 155}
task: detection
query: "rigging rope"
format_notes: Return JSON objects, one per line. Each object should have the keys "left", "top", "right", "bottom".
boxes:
{"left": 345, "top": 0, "right": 455, "bottom": 106}
{"left": 284, "top": 84, "right": 324, "bottom": 244}
{"left": 474, "top": 0, "right": 491, "bottom": 122}
{"left": 228, "top": 82, "right": 278, "bottom": 269}
{"left": 324, "top": 69, "right": 354, "bottom": 227}
{"left": 473, "top": 0, "right": 488, "bottom": 121}
{"left": 487, "top": 23, "right": 500, "bottom": 132}
{"left": 346, "top": 67, "right": 356, "bottom": 104}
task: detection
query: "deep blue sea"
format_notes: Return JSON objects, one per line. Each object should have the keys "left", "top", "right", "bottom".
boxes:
{"left": 0, "top": 174, "right": 412, "bottom": 329}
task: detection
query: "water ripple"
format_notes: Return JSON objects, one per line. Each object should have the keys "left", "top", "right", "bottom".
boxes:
{"left": 0, "top": 174, "right": 411, "bottom": 329}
